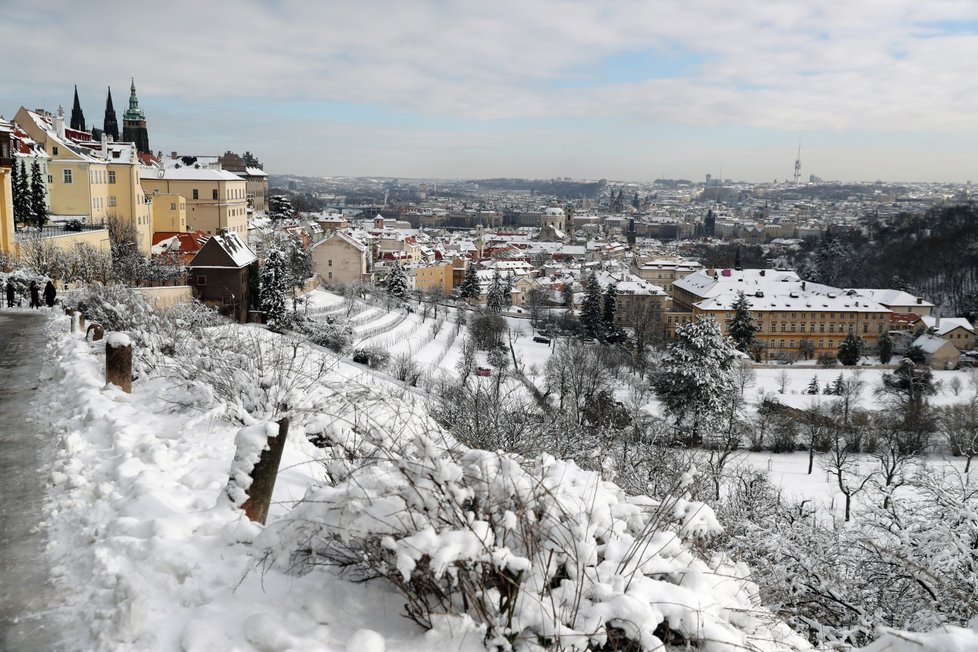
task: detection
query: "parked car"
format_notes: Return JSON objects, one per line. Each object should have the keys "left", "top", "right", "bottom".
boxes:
{"left": 63, "top": 219, "right": 83, "bottom": 232}
{"left": 532, "top": 335, "right": 551, "bottom": 344}
{"left": 475, "top": 367, "right": 492, "bottom": 377}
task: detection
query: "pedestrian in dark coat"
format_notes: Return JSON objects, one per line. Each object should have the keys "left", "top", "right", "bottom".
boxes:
{"left": 29, "top": 281, "right": 40, "bottom": 309}
{"left": 43, "top": 280, "right": 57, "bottom": 308}
{"left": 4, "top": 281, "right": 13, "bottom": 308}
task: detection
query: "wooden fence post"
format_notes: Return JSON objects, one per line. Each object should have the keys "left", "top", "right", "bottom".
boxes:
{"left": 87, "top": 323, "right": 104, "bottom": 341}
{"left": 240, "top": 417, "right": 289, "bottom": 525}
{"left": 105, "top": 333, "right": 132, "bottom": 393}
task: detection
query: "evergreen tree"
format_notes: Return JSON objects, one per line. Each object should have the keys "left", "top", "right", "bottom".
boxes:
{"left": 501, "top": 272, "right": 513, "bottom": 309}
{"left": 268, "top": 195, "right": 295, "bottom": 221}
{"left": 728, "top": 291, "right": 759, "bottom": 356}
{"left": 601, "top": 281, "right": 621, "bottom": 341}
{"left": 486, "top": 269, "right": 506, "bottom": 313}
{"left": 652, "top": 317, "right": 738, "bottom": 445}
{"left": 12, "top": 160, "right": 31, "bottom": 227}
{"left": 561, "top": 282, "right": 575, "bottom": 311}
{"left": 259, "top": 249, "right": 288, "bottom": 324}
{"left": 29, "top": 158, "right": 47, "bottom": 228}
{"left": 386, "top": 262, "right": 408, "bottom": 301}
{"left": 837, "top": 332, "right": 864, "bottom": 366}
{"left": 459, "top": 262, "right": 481, "bottom": 300}
{"left": 806, "top": 377, "right": 820, "bottom": 395}
{"left": 878, "top": 330, "right": 894, "bottom": 364}
{"left": 832, "top": 374, "right": 845, "bottom": 396}
{"left": 579, "top": 273, "right": 603, "bottom": 338}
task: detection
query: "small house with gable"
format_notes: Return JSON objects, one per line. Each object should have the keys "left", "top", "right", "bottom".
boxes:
{"left": 188, "top": 232, "right": 257, "bottom": 323}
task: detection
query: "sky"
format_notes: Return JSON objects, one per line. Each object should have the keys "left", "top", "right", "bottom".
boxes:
{"left": 6, "top": 0, "right": 978, "bottom": 183}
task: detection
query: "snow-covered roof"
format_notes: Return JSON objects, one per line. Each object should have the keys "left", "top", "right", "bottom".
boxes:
{"left": 677, "top": 269, "right": 890, "bottom": 314}
{"left": 191, "top": 232, "right": 256, "bottom": 268}
{"left": 849, "top": 289, "right": 934, "bottom": 309}
{"left": 920, "top": 315, "right": 975, "bottom": 336}
{"left": 912, "top": 333, "right": 954, "bottom": 354}
{"left": 140, "top": 168, "right": 245, "bottom": 182}
{"left": 244, "top": 166, "right": 267, "bottom": 177}
{"left": 311, "top": 230, "right": 368, "bottom": 253}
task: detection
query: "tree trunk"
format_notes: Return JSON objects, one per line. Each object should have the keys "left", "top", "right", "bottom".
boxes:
{"left": 808, "top": 445, "right": 815, "bottom": 474}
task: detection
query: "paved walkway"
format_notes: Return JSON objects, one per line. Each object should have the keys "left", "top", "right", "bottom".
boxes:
{"left": 0, "top": 311, "right": 77, "bottom": 650}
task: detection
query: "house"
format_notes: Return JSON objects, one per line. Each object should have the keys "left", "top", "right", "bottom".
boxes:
{"left": 911, "top": 333, "right": 959, "bottom": 370}
{"left": 310, "top": 230, "right": 371, "bottom": 286}
{"left": 915, "top": 315, "right": 976, "bottom": 351}
{"left": 0, "top": 119, "right": 15, "bottom": 254}
{"left": 187, "top": 232, "right": 257, "bottom": 323}
{"left": 140, "top": 168, "right": 249, "bottom": 240}
{"left": 671, "top": 269, "right": 891, "bottom": 356}
{"left": 848, "top": 289, "right": 934, "bottom": 317}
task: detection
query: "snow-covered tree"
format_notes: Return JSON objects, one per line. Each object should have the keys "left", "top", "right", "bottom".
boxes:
{"left": 578, "top": 273, "right": 603, "bottom": 338}
{"left": 486, "top": 268, "right": 506, "bottom": 313}
{"left": 561, "top": 282, "right": 574, "bottom": 311}
{"left": 386, "top": 262, "right": 407, "bottom": 301}
{"left": 805, "top": 377, "right": 820, "bottom": 395}
{"left": 268, "top": 195, "right": 295, "bottom": 221}
{"left": 653, "top": 317, "right": 738, "bottom": 445}
{"left": 727, "top": 291, "right": 759, "bottom": 357}
{"left": 837, "top": 331, "right": 864, "bottom": 365}
{"left": 458, "top": 262, "right": 481, "bottom": 300}
{"left": 12, "top": 160, "right": 31, "bottom": 226}
{"left": 30, "top": 158, "right": 47, "bottom": 228}
{"left": 259, "top": 249, "right": 288, "bottom": 325}
{"left": 878, "top": 330, "right": 894, "bottom": 364}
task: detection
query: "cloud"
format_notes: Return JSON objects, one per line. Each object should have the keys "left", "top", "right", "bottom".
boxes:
{"left": 5, "top": 1, "right": 978, "bottom": 179}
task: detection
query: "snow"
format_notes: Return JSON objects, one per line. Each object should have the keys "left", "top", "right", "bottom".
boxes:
{"left": 105, "top": 331, "right": 131, "bottom": 348}
{"left": 26, "top": 296, "right": 978, "bottom": 651}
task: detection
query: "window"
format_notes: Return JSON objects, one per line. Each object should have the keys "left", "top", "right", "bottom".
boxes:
{"left": 63, "top": 169, "right": 72, "bottom": 184}
{"left": 108, "top": 196, "right": 117, "bottom": 207}
{"left": 170, "top": 203, "right": 176, "bottom": 210}
{"left": 863, "top": 323, "right": 868, "bottom": 333}
{"left": 193, "top": 189, "right": 199, "bottom": 200}
{"left": 800, "top": 324, "right": 806, "bottom": 332}
{"left": 819, "top": 340, "right": 824, "bottom": 349}
{"left": 108, "top": 171, "right": 116, "bottom": 184}
{"left": 196, "top": 276, "right": 206, "bottom": 286}
{"left": 328, "top": 259, "right": 333, "bottom": 267}
{"left": 328, "top": 271, "right": 333, "bottom": 279}
{"left": 48, "top": 174, "right": 53, "bottom": 183}
{"left": 819, "top": 324, "right": 825, "bottom": 333}
{"left": 52, "top": 146, "right": 59, "bottom": 156}
{"left": 212, "top": 189, "right": 218, "bottom": 200}
{"left": 781, "top": 323, "right": 786, "bottom": 332}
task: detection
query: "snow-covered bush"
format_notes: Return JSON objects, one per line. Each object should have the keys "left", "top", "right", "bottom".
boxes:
{"left": 352, "top": 346, "right": 390, "bottom": 370}
{"left": 262, "top": 432, "right": 807, "bottom": 651}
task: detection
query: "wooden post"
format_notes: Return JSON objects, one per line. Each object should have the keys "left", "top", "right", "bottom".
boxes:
{"left": 105, "top": 335, "right": 133, "bottom": 393}
{"left": 87, "top": 323, "right": 104, "bottom": 341}
{"left": 241, "top": 417, "right": 289, "bottom": 525}
{"left": 78, "top": 313, "right": 86, "bottom": 330}
{"left": 67, "top": 308, "right": 77, "bottom": 332}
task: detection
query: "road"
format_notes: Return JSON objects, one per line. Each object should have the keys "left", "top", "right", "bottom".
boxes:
{"left": 0, "top": 311, "right": 79, "bottom": 650}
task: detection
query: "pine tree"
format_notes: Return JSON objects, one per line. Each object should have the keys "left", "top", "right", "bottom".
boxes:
{"left": 29, "top": 158, "right": 47, "bottom": 228}
{"left": 579, "top": 273, "right": 603, "bottom": 338}
{"left": 501, "top": 272, "right": 513, "bottom": 309}
{"left": 728, "top": 291, "right": 759, "bottom": 356}
{"left": 601, "top": 281, "right": 620, "bottom": 341}
{"left": 259, "top": 249, "right": 288, "bottom": 324}
{"left": 386, "top": 262, "right": 408, "bottom": 301}
{"left": 832, "top": 374, "right": 845, "bottom": 396}
{"left": 561, "top": 282, "right": 575, "bottom": 311}
{"left": 878, "top": 330, "right": 894, "bottom": 364}
{"left": 486, "top": 269, "right": 506, "bottom": 313}
{"left": 806, "top": 377, "right": 820, "bottom": 395}
{"left": 837, "top": 331, "right": 864, "bottom": 366}
{"left": 652, "top": 317, "right": 738, "bottom": 445}
{"left": 268, "top": 195, "right": 294, "bottom": 221}
{"left": 12, "top": 160, "right": 32, "bottom": 227}
{"left": 459, "top": 263, "right": 480, "bottom": 300}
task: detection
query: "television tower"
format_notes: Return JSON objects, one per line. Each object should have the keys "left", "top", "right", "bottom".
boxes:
{"left": 793, "top": 142, "right": 801, "bottom": 185}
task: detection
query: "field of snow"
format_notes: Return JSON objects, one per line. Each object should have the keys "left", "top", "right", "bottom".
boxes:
{"left": 29, "top": 293, "right": 978, "bottom": 651}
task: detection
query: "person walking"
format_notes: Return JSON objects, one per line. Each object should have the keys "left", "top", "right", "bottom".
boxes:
{"left": 4, "top": 280, "right": 13, "bottom": 308}
{"left": 28, "top": 281, "right": 40, "bottom": 309}
{"left": 42, "top": 281, "right": 56, "bottom": 308}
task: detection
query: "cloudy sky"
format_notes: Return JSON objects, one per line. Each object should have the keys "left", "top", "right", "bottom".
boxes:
{"left": 6, "top": 1, "right": 978, "bottom": 182}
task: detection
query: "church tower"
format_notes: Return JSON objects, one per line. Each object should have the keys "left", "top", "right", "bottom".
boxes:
{"left": 70, "top": 85, "right": 86, "bottom": 131}
{"left": 122, "top": 78, "right": 150, "bottom": 154}
{"left": 103, "top": 86, "right": 119, "bottom": 141}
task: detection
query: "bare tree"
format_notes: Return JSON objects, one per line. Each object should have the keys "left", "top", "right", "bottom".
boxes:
{"left": 938, "top": 400, "right": 978, "bottom": 473}
{"left": 822, "top": 423, "right": 876, "bottom": 522}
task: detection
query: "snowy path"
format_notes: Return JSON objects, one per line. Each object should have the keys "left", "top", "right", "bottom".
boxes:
{"left": 0, "top": 311, "right": 79, "bottom": 650}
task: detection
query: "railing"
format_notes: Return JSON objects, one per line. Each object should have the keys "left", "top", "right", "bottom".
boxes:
{"left": 14, "top": 222, "right": 107, "bottom": 240}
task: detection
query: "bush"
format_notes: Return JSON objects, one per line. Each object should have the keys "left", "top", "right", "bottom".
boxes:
{"left": 261, "top": 433, "right": 806, "bottom": 650}
{"left": 392, "top": 353, "right": 422, "bottom": 386}
{"left": 352, "top": 346, "right": 390, "bottom": 370}
{"left": 817, "top": 352, "right": 837, "bottom": 367}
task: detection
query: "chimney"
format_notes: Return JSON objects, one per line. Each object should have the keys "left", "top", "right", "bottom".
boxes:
{"left": 171, "top": 151, "right": 178, "bottom": 160}
{"left": 935, "top": 314, "right": 942, "bottom": 331}
{"left": 54, "top": 107, "right": 66, "bottom": 140}
{"left": 916, "top": 297, "right": 922, "bottom": 304}
{"left": 801, "top": 281, "right": 806, "bottom": 291}
{"left": 101, "top": 132, "right": 108, "bottom": 158}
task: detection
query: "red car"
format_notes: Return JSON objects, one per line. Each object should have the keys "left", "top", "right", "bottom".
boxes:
{"left": 475, "top": 367, "right": 492, "bottom": 377}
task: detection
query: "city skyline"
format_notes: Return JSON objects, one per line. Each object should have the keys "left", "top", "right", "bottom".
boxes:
{"left": 6, "top": 0, "right": 978, "bottom": 183}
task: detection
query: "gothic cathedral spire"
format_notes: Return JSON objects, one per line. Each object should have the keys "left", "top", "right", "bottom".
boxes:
{"left": 122, "top": 77, "right": 150, "bottom": 154}
{"left": 103, "top": 87, "right": 119, "bottom": 141}
{"left": 70, "top": 84, "right": 85, "bottom": 131}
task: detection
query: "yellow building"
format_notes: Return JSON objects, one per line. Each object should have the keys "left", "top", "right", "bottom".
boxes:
{"left": 0, "top": 120, "right": 15, "bottom": 254}
{"left": 671, "top": 269, "right": 891, "bottom": 357}
{"left": 409, "top": 262, "right": 453, "bottom": 294}
{"left": 140, "top": 169, "right": 248, "bottom": 239}
{"left": 14, "top": 107, "right": 152, "bottom": 254}
{"left": 150, "top": 193, "right": 187, "bottom": 233}
{"left": 310, "top": 230, "right": 371, "bottom": 286}
{"left": 630, "top": 256, "right": 703, "bottom": 294}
